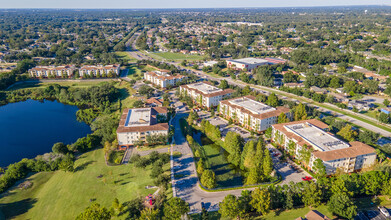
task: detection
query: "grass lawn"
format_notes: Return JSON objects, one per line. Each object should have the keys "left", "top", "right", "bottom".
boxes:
{"left": 0, "top": 149, "right": 169, "bottom": 220}
{"left": 126, "top": 65, "right": 143, "bottom": 80}
{"left": 149, "top": 52, "right": 207, "bottom": 61}
{"left": 355, "top": 196, "right": 391, "bottom": 210}
{"left": 7, "top": 80, "right": 110, "bottom": 91}
{"left": 136, "top": 145, "right": 170, "bottom": 152}
{"left": 116, "top": 80, "right": 139, "bottom": 109}
{"left": 115, "top": 51, "right": 138, "bottom": 63}
{"left": 201, "top": 143, "right": 243, "bottom": 188}
{"left": 261, "top": 205, "right": 334, "bottom": 220}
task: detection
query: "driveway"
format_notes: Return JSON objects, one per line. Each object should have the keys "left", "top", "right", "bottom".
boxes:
{"left": 197, "top": 111, "right": 252, "bottom": 141}
{"left": 266, "top": 145, "right": 313, "bottom": 185}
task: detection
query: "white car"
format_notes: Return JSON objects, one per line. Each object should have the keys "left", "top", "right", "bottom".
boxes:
{"left": 378, "top": 206, "right": 390, "bottom": 217}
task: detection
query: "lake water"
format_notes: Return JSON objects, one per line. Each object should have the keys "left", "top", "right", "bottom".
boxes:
{"left": 0, "top": 99, "right": 91, "bottom": 167}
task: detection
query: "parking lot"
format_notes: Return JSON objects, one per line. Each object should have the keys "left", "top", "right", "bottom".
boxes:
{"left": 357, "top": 209, "right": 391, "bottom": 220}
{"left": 267, "top": 145, "right": 314, "bottom": 185}
{"left": 197, "top": 111, "right": 252, "bottom": 141}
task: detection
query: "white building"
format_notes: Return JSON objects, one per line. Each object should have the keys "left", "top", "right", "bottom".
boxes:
{"left": 144, "top": 71, "right": 187, "bottom": 88}
{"left": 79, "top": 64, "right": 120, "bottom": 77}
{"left": 116, "top": 107, "right": 169, "bottom": 149}
{"left": 203, "top": 61, "right": 218, "bottom": 67}
{"left": 29, "top": 65, "right": 76, "bottom": 78}
{"left": 226, "top": 58, "right": 269, "bottom": 71}
{"left": 219, "top": 96, "right": 291, "bottom": 132}
{"left": 180, "top": 82, "right": 234, "bottom": 108}
{"left": 272, "top": 119, "right": 376, "bottom": 175}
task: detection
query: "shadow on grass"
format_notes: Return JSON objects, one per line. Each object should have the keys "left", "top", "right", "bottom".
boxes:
{"left": 74, "top": 160, "right": 95, "bottom": 172}
{"left": 0, "top": 198, "right": 37, "bottom": 219}
{"left": 117, "top": 88, "right": 130, "bottom": 102}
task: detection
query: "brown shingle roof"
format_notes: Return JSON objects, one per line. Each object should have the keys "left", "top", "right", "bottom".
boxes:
{"left": 313, "top": 141, "right": 375, "bottom": 161}
{"left": 305, "top": 210, "right": 331, "bottom": 220}
{"left": 146, "top": 97, "right": 163, "bottom": 106}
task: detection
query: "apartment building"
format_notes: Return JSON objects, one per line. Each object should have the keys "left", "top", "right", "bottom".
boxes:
{"left": 117, "top": 107, "right": 169, "bottom": 149}
{"left": 79, "top": 64, "right": 120, "bottom": 76}
{"left": 226, "top": 58, "right": 269, "bottom": 71}
{"left": 144, "top": 71, "right": 187, "bottom": 88}
{"left": 180, "top": 82, "right": 234, "bottom": 108}
{"left": 219, "top": 96, "right": 291, "bottom": 132}
{"left": 272, "top": 119, "right": 376, "bottom": 175}
{"left": 29, "top": 65, "right": 76, "bottom": 77}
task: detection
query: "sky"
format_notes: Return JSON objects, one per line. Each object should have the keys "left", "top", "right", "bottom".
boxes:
{"left": 0, "top": 0, "right": 388, "bottom": 9}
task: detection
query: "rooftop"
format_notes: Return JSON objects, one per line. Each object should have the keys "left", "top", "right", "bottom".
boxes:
{"left": 228, "top": 57, "right": 268, "bottom": 65}
{"left": 284, "top": 122, "right": 350, "bottom": 152}
{"left": 117, "top": 107, "right": 169, "bottom": 133}
{"left": 228, "top": 97, "right": 276, "bottom": 115}
{"left": 125, "top": 108, "right": 152, "bottom": 127}
{"left": 187, "top": 82, "right": 222, "bottom": 94}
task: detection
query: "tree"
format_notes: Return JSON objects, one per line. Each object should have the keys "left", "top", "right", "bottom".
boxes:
{"left": 219, "top": 79, "right": 229, "bottom": 89}
{"left": 284, "top": 189, "right": 294, "bottom": 210}
{"left": 76, "top": 203, "right": 111, "bottom": 220}
{"left": 52, "top": 142, "right": 68, "bottom": 154}
{"left": 294, "top": 103, "right": 307, "bottom": 121}
{"left": 312, "top": 159, "right": 326, "bottom": 178}
{"left": 112, "top": 198, "right": 123, "bottom": 214}
{"left": 133, "top": 100, "right": 144, "bottom": 108}
{"left": 224, "top": 132, "right": 244, "bottom": 167}
{"left": 163, "top": 197, "right": 189, "bottom": 220}
{"left": 283, "top": 72, "right": 299, "bottom": 83}
{"left": 197, "top": 158, "right": 205, "bottom": 175}
{"left": 329, "top": 77, "right": 342, "bottom": 88}
{"left": 337, "top": 124, "right": 357, "bottom": 142}
{"left": 384, "top": 99, "right": 390, "bottom": 107}
{"left": 379, "top": 112, "right": 390, "bottom": 124}
{"left": 250, "top": 187, "right": 271, "bottom": 215}
{"left": 219, "top": 195, "right": 243, "bottom": 219}
{"left": 277, "top": 112, "right": 290, "bottom": 123}
{"left": 201, "top": 169, "right": 216, "bottom": 189}
{"left": 267, "top": 93, "right": 279, "bottom": 107}
{"left": 328, "top": 193, "right": 357, "bottom": 220}
{"left": 302, "top": 182, "right": 322, "bottom": 208}
{"left": 263, "top": 148, "right": 273, "bottom": 176}
{"left": 139, "top": 208, "right": 159, "bottom": 220}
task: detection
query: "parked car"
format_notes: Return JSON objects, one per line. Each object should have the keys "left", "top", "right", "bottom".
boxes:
{"left": 378, "top": 206, "right": 390, "bottom": 217}
{"left": 302, "top": 176, "right": 313, "bottom": 181}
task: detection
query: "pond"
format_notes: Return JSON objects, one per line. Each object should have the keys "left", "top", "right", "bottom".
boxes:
{"left": 0, "top": 99, "right": 91, "bottom": 167}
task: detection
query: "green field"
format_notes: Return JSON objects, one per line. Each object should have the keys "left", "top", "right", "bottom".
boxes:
{"left": 115, "top": 51, "right": 138, "bottom": 63}
{"left": 262, "top": 205, "right": 334, "bottom": 220}
{"left": 0, "top": 149, "right": 169, "bottom": 220}
{"left": 201, "top": 143, "right": 243, "bottom": 188}
{"left": 149, "top": 52, "right": 207, "bottom": 61}
{"left": 126, "top": 65, "right": 143, "bottom": 80}
{"left": 7, "top": 80, "right": 111, "bottom": 91}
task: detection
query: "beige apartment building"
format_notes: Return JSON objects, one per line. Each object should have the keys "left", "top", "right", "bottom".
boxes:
{"left": 219, "top": 95, "right": 291, "bottom": 132}
{"left": 180, "top": 82, "right": 234, "bottom": 108}
{"left": 29, "top": 65, "right": 76, "bottom": 77}
{"left": 144, "top": 71, "right": 187, "bottom": 88}
{"left": 272, "top": 119, "right": 376, "bottom": 175}
{"left": 79, "top": 64, "right": 120, "bottom": 76}
{"left": 116, "top": 107, "right": 169, "bottom": 149}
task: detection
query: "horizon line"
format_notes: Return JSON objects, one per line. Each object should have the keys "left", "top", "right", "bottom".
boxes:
{"left": 0, "top": 4, "right": 389, "bottom": 10}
